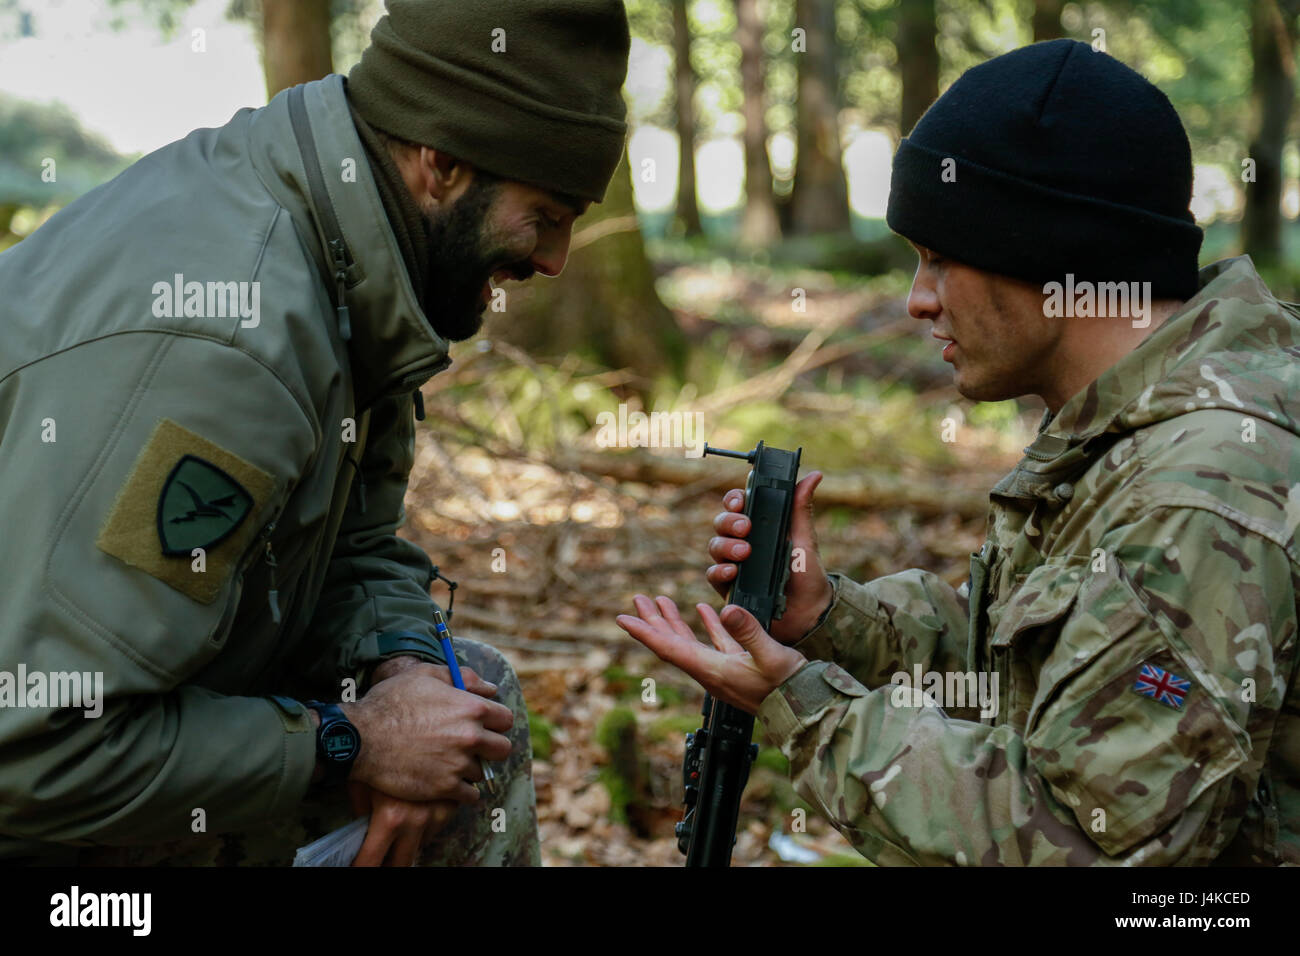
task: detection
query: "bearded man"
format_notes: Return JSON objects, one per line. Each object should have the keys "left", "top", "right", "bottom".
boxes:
{"left": 0, "top": 0, "right": 630, "bottom": 866}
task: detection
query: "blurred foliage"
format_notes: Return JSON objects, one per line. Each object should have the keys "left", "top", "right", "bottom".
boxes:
{"left": 5, "top": 0, "right": 1294, "bottom": 248}
{"left": 527, "top": 709, "right": 555, "bottom": 763}
{"left": 0, "top": 97, "right": 126, "bottom": 205}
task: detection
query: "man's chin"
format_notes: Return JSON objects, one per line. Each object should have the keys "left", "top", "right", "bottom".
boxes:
{"left": 429, "top": 304, "right": 487, "bottom": 343}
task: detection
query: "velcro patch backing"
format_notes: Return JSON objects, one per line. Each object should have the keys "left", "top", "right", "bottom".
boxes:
{"left": 97, "top": 418, "right": 275, "bottom": 603}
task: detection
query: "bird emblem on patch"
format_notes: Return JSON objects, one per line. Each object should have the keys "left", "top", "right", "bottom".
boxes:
{"left": 1132, "top": 662, "right": 1191, "bottom": 710}
{"left": 156, "top": 454, "right": 253, "bottom": 555}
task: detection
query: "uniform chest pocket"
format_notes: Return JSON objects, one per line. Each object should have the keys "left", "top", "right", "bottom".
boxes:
{"left": 987, "top": 563, "right": 1087, "bottom": 730}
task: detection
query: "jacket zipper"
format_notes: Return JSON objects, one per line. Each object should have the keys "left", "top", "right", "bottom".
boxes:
{"left": 330, "top": 239, "right": 352, "bottom": 342}
{"left": 288, "top": 84, "right": 354, "bottom": 344}
{"left": 263, "top": 528, "right": 281, "bottom": 625}
{"left": 287, "top": 84, "right": 451, "bottom": 405}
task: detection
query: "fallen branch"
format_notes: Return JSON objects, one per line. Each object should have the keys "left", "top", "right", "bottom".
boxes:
{"left": 557, "top": 449, "right": 989, "bottom": 520}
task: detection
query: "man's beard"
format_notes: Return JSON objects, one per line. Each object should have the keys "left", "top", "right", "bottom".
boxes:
{"left": 421, "top": 174, "right": 531, "bottom": 342}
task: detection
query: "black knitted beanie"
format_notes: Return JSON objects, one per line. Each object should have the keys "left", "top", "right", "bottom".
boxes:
{"left": 886, "top": 39, "right": 1203, "bottom": 298}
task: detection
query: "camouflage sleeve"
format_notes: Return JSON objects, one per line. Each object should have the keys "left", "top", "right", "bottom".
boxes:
{"left": 759, "top": 506, "right": 1290, "bottom": 865}
{"left": 792, "top": 569, "right": 971, "bottom": 693}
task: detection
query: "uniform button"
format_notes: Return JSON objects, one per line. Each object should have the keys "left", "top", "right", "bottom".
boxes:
{"left": 1053, "top": 482, "right": 1074, "bottom": 501}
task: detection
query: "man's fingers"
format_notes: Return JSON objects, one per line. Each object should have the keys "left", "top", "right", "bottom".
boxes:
{"left": 450, "top": 780, "right": 481, "bottom": 805}
{"left": 631, "top": 593, "right": 665, "bottom": 622}
{"left": 723, "top": 488, "right": 745, "bottom": 513}
{"left": 617, "top": 612, "right": 703, "bottom": 672}
{"left": 706, "top": 562, "right": 738, "bottom": 597}
{"left": 352, "top": 816, "right": 397, "bottom": 867}
{"left": 458, "top": 666, "right": 499, "bottom": 698}
{"left": 473, "top": 727, "right": 514, "bottom": 763}
{"left": 788, "top": 471, "right": 823, "bottom": 548}
{"left": 385, "top": 823, "right": 423, "bottom": 867}
{"left": 697, "top": 603, "right": 744, "bottom": 654}
{"left": 655, "top": 596, "right": 697, "bottom": 639}
{"left": 347, "top": 781, "right": 372, "bottom": 818}
{"left": 708, "top": 535, "right": 750, "bottom": 563}
{"left": 423, "top": 802, "right": 459, "bottom": 844}
{"left": 719, "top": 604, "right": 781, "bottom": 665}
{"left": 712, "top": 510, "right": 751, "bottom": 537}
{"left": 477, "top": 699, "right": 515, "bottom": 735}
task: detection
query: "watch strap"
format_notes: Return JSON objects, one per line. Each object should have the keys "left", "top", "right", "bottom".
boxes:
{"left": 307, "top": 700, "right": 360, "bottom": 786}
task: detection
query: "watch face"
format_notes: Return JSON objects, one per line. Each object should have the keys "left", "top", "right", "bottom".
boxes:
{"left": 321, "top": 722, "right": 359, "bottom": 762}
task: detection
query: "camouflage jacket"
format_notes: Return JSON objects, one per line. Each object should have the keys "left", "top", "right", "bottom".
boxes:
{"left": 757, "top": 256, "right": 1300, "bottom": 865}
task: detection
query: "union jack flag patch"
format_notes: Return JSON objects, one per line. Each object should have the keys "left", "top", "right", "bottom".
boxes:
{"left": 1133, "top": 662, "right": 1191, "bottom": 710}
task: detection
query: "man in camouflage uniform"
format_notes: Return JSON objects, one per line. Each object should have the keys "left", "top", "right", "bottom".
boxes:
{"left": 620, "top": 40, "right": 1300, "bottom": 864}
{"left": 0, "top": 0, "right": 631, "bottom": 865}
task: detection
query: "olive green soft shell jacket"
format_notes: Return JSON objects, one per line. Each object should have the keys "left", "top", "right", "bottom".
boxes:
{"left": 0, "top": 76, "right": 454, "bottom": 861}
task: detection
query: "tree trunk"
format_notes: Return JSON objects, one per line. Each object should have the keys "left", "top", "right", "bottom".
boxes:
{"left": 485, "top": 151, "right": 687, "bottom": 385}
{"left": 736, "top": 0, "right": 782, "bottom": 249}
{"left": 1031, "top": 0, "right": 1065, "bottom": 42}
{"left": 789, "top": 0, "right": 851, "bottom": 235}
{"left": 1243, "top": 0, "right": 1297, "bottom": 273}
{"left": 673, "top": 0, "right": 704, "bottom": 237}
{"left": 897, "top": 0, "right": 939, "bottom": 136}
{"left": 261, "top": 0, "right": 334, "bottom": 97}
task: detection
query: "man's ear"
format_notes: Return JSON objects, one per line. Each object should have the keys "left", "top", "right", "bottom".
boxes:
{"left": 419, "top": 148, "right": 473, "bottom": 204}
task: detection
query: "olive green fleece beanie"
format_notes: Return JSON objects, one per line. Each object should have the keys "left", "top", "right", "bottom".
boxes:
{"left": 346, "top": 0, "right": 630, "bottom": 204}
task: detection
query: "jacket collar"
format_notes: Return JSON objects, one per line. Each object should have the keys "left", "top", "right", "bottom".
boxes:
{"left": 993, "top": 256, "right": 1297, "bottom": 504}
{"left": 247, "top": 74, "right": 451, "bottom": 410}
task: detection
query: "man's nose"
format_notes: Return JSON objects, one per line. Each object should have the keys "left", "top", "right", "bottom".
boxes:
{"left": 530, "top": 228, "right": 573, "bottom": 278}
{"left": 906, "top": 263, "right": 940, "bottom": 322}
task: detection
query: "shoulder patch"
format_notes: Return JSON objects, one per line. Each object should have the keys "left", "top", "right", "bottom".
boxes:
{"left": 97, "top": 419, "right": 275, "bottom": 603}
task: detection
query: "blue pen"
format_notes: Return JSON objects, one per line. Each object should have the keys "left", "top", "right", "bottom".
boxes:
{"left": 433, "top": 608, "right": 498, "bottom": 796}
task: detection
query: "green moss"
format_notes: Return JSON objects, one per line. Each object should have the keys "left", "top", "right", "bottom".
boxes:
{"left": 595, "top": 706, "right": 638, "bottom": 752}
{"left": 527, "top": 709, "right": 554, "bottom": 762}
{"left": 647, "top": 713, "right": 701, "bottom": 742}
{"left": 595, "top": 707, "right": 640, "bottom": 825}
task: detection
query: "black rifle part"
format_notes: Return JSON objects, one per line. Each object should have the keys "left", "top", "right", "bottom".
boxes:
{"left": 677, "top": 441, "right": 801, "bottom": 867}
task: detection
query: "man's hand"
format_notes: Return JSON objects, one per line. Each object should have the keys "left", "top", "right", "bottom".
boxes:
{"left": 348, "top": 782, "right": 458, "bottom": 867}
{"left": 616, "top": 594, "right": 807, "bottom": 714}
{"left": 341, "top": 663, "right": 513, "bottom": 804}
{"left": 706, "top": 471, "right": 833, "bottom": 644}
{"left": 341, "top": 656, "right": 499, "bottom": 864}
{"left": 370, "top": 654, "right": 491, "bottom": 691}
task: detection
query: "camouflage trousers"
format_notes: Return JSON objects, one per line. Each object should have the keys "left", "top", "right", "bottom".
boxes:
{"left": 80, "top": 639, "right": 540, "bottom": 866}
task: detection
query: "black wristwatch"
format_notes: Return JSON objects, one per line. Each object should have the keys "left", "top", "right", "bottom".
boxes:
{"left": 306, "top": 700, "right": 361, "bottom": 785}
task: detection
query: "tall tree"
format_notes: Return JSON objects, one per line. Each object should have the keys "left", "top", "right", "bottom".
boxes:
{"left": 1032, "top": 0, "right": 1065, "bottom": 41}
{"left": 1242, "top": 0, "right": 1298, "bottom": 272}
{"left": 486, "top": 151, "right": 688, "bottom": 382}
{"left": 261, "top": 0, "right": 333, "bottom": 97}
{"left": 789, "top": 0, "right": 851, "bottom": 234}
{"left": 672, "top": 0, "right": 704, "bottom": 236}
{"left": 897, "top": 0, "right": 939, "bottom": 135}
{"left": 736, "top": 0, "right": 782, "bottom": 248}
